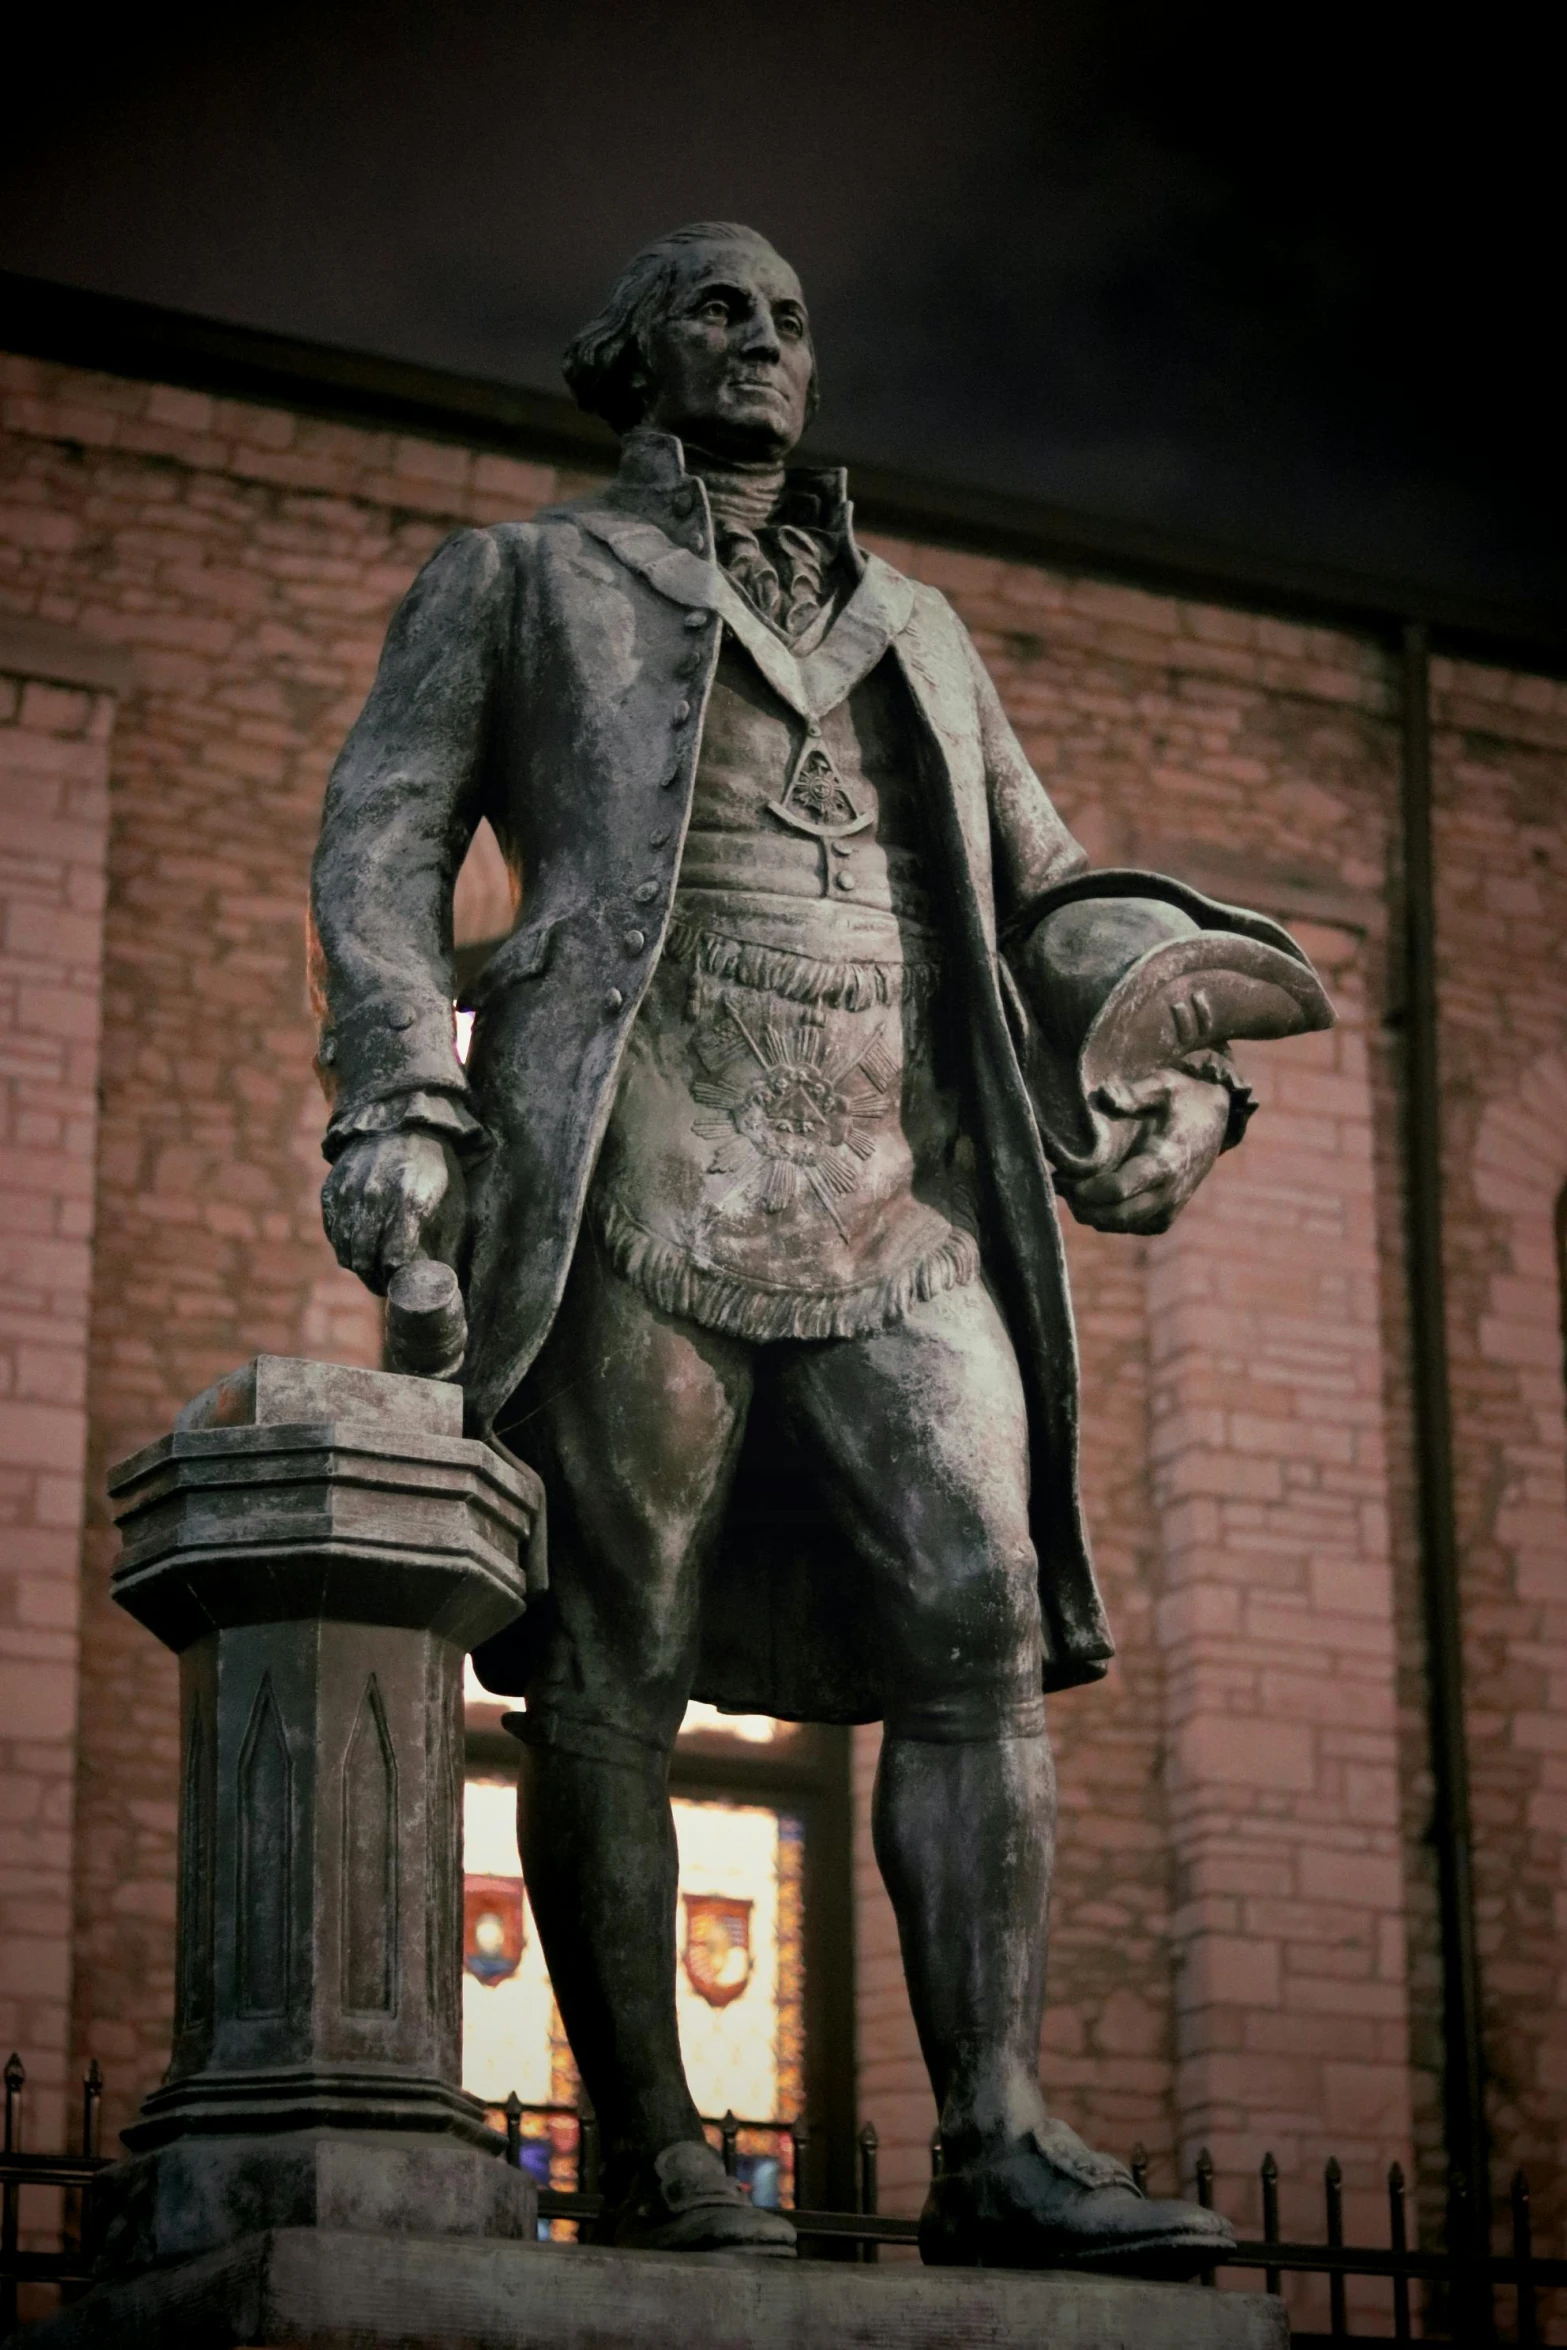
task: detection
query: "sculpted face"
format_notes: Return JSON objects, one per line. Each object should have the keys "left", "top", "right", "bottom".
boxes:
{"left": 640, "top": 238, "right": 814, "bottom": 463}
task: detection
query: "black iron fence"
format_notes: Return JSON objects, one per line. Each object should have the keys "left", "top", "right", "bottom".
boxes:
{"left": 0, "top": 2056, "right": 107, "bottom": 2337}
{"left": 4, "top": 2055, "right": 1566, "bottom": 2342}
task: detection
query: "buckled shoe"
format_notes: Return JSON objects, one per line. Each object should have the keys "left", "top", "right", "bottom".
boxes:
{"left": 591, "top": 2138, "right": 798, "bottom": 2257}
{"left": 919, "top": 2117, "right": 1234, "bottom": 2278}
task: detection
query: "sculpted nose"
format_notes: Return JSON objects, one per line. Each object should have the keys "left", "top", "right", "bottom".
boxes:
{"left": 739, "top": 302, "right": 782, "bottom": 362}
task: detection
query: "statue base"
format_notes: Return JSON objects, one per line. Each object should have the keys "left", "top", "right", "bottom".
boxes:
{"left": 24, "top": 2230, "right": 1285, "bottom": 2348}
{"left": 89, "top": 2129, "right": 537, "bottom": 2277}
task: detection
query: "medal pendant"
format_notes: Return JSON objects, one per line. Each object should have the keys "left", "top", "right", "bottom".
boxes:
{"left": 767, "top": 728, "right": 873, "bottom": 840}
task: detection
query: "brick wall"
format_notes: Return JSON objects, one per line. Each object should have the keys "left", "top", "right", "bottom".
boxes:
{"left": 1149, "top": 928, "right": 1411, "bottom": 2332}
{"left": 0, "top": 361, "right": 568, "bottom": 2128}
{"left": 1, "top": 350, "right": 1564, "bottom": 2292}
{"left": 1431, "top": 660, "right": 1567, "bottom": 2259}
{"left": 0, "top": 626, "right": 118, "bottom": 2152}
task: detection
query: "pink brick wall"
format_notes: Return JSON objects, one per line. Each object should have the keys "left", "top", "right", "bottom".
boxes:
{"left": 1430, "top": 659, "right": 1567, "bottom": 2277}
{"left": 0, "top": 651, "right": 114, "bottom": 2154}
{"left": 1148, "top": 927, "right": 1411, "bottom": 2331}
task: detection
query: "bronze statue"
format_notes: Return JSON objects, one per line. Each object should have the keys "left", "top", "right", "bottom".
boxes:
{"left": 310, "top": 223, "right": 1330, "bottom": 2269}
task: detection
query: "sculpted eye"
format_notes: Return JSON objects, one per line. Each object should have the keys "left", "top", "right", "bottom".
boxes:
{"left": 777, "top": 313, "right": 805, "bottom": 340}
{"left": 697, "top": 299, "right": 731, "bottom": 326}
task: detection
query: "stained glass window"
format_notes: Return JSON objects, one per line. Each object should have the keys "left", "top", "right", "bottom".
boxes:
{"left": 461, "top": 1774, "right": 806, "bottom": 2205}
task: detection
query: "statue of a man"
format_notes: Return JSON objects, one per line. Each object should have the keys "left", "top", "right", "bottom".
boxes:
{"left": 311, "top": 223, "right": 1328, "bottom": 2269}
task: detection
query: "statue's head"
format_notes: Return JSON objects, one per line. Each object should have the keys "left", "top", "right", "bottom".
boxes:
{"left": 564, "top": 222, "right": 818, "bottom": 464}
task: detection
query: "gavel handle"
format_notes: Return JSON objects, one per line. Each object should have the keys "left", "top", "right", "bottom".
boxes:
{"left": 384, "top": 1256, "right": 468, "bottom": 1382}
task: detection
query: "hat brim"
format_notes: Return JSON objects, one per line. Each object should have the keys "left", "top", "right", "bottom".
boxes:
{"left": 1028, "top": 933, "right": 1334, "bottom": 1170}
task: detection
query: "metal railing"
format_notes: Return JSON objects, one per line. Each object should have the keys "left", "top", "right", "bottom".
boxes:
{"left": 4, "top": 2056, "right": 1566, "bottom": 2342}
{"left": 0, "top": 2056, "right": 108, "bottom": 2336}
{"left": 502, "top": 2100, "right": 1567, "bottom": 2337}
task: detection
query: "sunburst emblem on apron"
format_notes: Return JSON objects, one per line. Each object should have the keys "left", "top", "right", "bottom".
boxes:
{"left": 691, "top": 1002, "right": 900, "bottom": 1238}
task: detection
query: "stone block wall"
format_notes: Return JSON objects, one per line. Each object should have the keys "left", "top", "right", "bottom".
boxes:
{"left": 1, "top": 349, "right": 1564, "bottom": 2305}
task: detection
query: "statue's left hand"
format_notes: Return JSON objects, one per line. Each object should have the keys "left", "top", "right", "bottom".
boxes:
{"left": 1056, "top": 1069, "right": 1231, "bottom": 1235}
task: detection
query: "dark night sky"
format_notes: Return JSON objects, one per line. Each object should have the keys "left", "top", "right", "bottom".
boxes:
{"left": 4, "top": 1, "right": 1563, "bottom": 626}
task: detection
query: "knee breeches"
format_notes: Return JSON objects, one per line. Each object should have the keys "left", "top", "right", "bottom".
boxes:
{"left": 504, "top": 1244, "right": 1046, "bottom": 1757}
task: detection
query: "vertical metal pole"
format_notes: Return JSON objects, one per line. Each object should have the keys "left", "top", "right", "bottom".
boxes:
{"left": 2, "top": 2053, "right": 23, "bottom": 2339}
{"left": 80, "top": 2059, "right": 103, "bottom": 2162}
{"left": 789, "top": 2116, "right": 810, "bottom": 2211}
{"left": 1325, "top": 2156, "right": 1347, "bottom": 2338}
{"left": 1261, "top": 2150, "right": 1281, "bottom": 2299}
{"left": 1511, "top": 2170, "right": 1537, "bottom": 2346}
{"left": 1399, "top": 621, "right": 1489, "bottom": 2231}
{"left": 1389, "top": 2160, "right": 1412, "bottom": 2342}
{"left": 857, "top": 2122, "right": 879, "bottom": 2264}
{"left": 577, "top": 2111, "right": 598, "bottom": 2197}
{"left": 1195, "top": 2146, "right": 1216, "bottom": 2289}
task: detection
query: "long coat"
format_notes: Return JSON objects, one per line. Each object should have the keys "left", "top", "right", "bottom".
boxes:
{"left": 311, "top": 428, "right": 1116, "bottom": 1714}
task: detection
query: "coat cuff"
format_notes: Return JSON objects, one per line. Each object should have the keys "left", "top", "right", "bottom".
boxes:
{"left": 323, "top": 1087, "right": 492, "bottom": 1166}
{"left": 318, "top": 988, "right": 467, "bottom": 1093}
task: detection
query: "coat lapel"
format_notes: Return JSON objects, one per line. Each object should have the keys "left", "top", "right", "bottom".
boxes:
{"left": 575, "top": 476, "right": 915, "bottom": 722}
{"left": 889, "top": 596, "right": 997, "bottom": 944}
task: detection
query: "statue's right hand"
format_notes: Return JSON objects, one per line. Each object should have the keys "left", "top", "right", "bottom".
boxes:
{"left": 321, "top": 1131, "right": 461, "bottom": 1294}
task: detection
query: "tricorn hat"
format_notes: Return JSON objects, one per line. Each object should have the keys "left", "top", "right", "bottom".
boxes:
{"left": 1013, "top": 870, "right": 1335, "bottom": 1172}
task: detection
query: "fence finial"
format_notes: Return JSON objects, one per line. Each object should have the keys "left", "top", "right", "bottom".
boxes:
{"left": 857, "top": 2123, "right": 880, "bottom": 2265}
{"left": 81, "top": 2057, "right": 104, "bottom": 2160}
{"left": 789, "top": 2115, "right": 810, "bottom": 2211}
{"left": 3, "top": 2055, "right": 22, "bottom": 2155}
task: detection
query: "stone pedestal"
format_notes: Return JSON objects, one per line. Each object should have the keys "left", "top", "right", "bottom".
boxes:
{"left": 84, "top": 1357, "right": 542, "bottom": 2277}
{"left": 23, "top": 2233, "right": 1287, "bottom": 2348}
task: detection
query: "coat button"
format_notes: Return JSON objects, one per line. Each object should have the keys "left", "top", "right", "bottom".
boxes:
{"left": 673, "top": 700, "right": 691, "bottom": 723}
{"left": 604, "top": 988, "right": 625, "bottom": 1013}
{"left": 672, "top": 485, "right": 696, "bottom": 517}
{"left": 830, "top": 839, "right": 851, "bottom": 857}
{"left": 633, "top": 880, "right": 659, "bottom": 903}
{"left": 684, "top": 609, "right": 711, "bottom": 630}
{"left": 649, "top": 827, "right": 670, "bottom": 847}
{"left": 623, "top": 928, "right": 647, "bottom": 954}
{"left": 834, "top": 870, "right": 857, "bottom": 892}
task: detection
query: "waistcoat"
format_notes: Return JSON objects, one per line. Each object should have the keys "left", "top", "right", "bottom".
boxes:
{"left": 587, "top": 613, "right": 981, "bottom": 1344}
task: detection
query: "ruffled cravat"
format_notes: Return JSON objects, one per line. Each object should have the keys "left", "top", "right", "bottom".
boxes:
{"left": 714, "top": 521, "right": 835, "bottom": 637}
{"left": 688, "top": 454, "right": 840, "bottom": 640}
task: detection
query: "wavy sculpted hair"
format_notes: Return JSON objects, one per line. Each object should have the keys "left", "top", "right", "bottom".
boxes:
{"left": 562, "top": 222, "right": 819, "bottom": 436}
